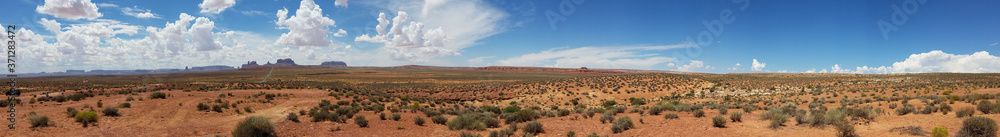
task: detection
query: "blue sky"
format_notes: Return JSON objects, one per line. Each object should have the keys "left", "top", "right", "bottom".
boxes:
{"left": 3, "top": 0, "right": 1000, "bottom": 74}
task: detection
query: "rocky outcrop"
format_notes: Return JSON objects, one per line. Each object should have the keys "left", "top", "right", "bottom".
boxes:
{"left": 242, "top": 61, "right": 260, "bottom": 68}
{"left": 320, "top": 61, "right": 347, "bottom": 67}
{"left": 274, "top": 58, "right": 297, "bottom": 66}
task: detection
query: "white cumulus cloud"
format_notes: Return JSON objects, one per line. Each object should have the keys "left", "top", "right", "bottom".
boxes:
{"left": 36, "top": 0, "right": 103, "bottom": 20}
{"left": 123, "top": 7, "right": 162, "bottom": 19}
{"left": 675, "top": 60, "right": 714, "bottom": 72}
{"left": 190, "top": 17, "right": 223, "bottom": 51}
{"left": 751, "top": 59, "right": 766, "bottom": 71}
{"left": 275, "top": 0, "right": 337, "bottom": 47}
{"left": 335, "top": 0, "right": 348, "bottom": 8}
{"left": 728, "top": 63, "right": 741, "bottom": 70}
{"left": 198, "top": 0, "right": 236, "bottom": 14}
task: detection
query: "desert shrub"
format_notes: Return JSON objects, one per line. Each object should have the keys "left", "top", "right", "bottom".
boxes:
{"left": 524, "top": 121, "right": 544, "bottom": 134}
{"left": 447, "top": 114, "right": 483, "bottom": 130}
{"left": 809, "top": 109, "right": 828, "bottom": 127}
{"left": 897, "top": 105, "right": 916, "bottom": 115}
{"left": 505, "top": 109, "right": 539, "bottom": 124}
{"left": 118, "top": 102, "right": 131, "bottom": 108}
{"left": 197, "top": 103, "right": 210, "bottom": 111}
{"left": 763, "top": 110, "right": 789, "bottom": 129}
{"left": 957, "top": 107, "right": 976, "bottom": 118}
{"left": 730, "top": 112, "right": 742, "bottom": 122}
{"left": 391, "top": 113, "right": 402, "bottom": 121}
{"left": 415, "top": 116, "right": 426, "bottom": 126}
{"left": 712, "top": 116, "right": 727, "bottom": 128}
{"left": 833, "top": 120, "right": 857, "bottom": 137}
{"left": 567, "top": 130, "right": 576, "bottom": 137}
{"left": 379, "top": 112, "right": 387, "bottom": 120}
{"left": 286, "top": 113, "right": 299, "bottom": 122}
{"left": 102, "top": 107, "right": 120, "bottom": 116}
{"left": 693, "top": 110, "right": 705, "bottom": 118}
{"left": 890, "top": 126, "right": 928, "bottom": 136}
{"left": 958, "top": 116, "right": 998, "bottom": 137}
{"left": 29, "top": 113, "right": 50, "bottom": 127}
{"left": 718, "top": 107, "right": 728, "bottom": 115}
{"left": 940, "top": 103, "right": 952, "bottom": 115}
{"left": 244, "top": 106, "right": 253, "bottom": 113}
{"left": 600, "top": 112, "right": 614, "bottom": 124}
{"left": 97, "top": 100, "right": 103, "bottom": 108}
{"left": 459, "top": 131, "right": 483, "bottom": 137}
{"left": 602, "top": 100, "right": 617, "bottom": 107}
{"left": 611, "top": 116, "right": 635, "bottom": 133}
{"left": 649, "top": 105, "right": 667, "bottom": 115}
{"left": 557, "top": 109, "right": 571, "bottom": 117}
{"left": 432, "top": 115, "right": 448, "bottom": 125}
{"left": 795, "top": 110, "right": 808, "bottom": 125}
{"left": 979, "top": 100, "right": 995, "bottom": 114}
{"left": 74, "top": 111, "right": 99, "bottom": 127}
{"left": 66, "top": 107, "right": 79, "bottom": 118}
{"left": 232, "top": 116, "right": 276, "bottom": 137}
{"left": 149, "top": 92, "right": 167, "bottom": 99}
{"left": 213, "top": 105, "right": 224, "bottom": 113}
{"left": 355, "top": 116, "right": 369, "bottom": 127}
{"left": 931, "top": 127, "right": 948, "bottom": 137}
{"left": 743, "top": 105, "right": 757, "bottom": 113}
{"left": 664, "top": 113, "right": 679, "bottom": 119}
{"left": 423, "top": 109, "right": 442, "bottom": 117}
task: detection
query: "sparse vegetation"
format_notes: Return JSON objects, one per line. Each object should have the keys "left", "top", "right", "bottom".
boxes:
{"left": 415, "top": 116, "right": 425, "bottom": 126}
{"left": 29, "top": 113, "right": 50, "bottom": 127}
{"left": 611, "top": 116, "right": 635, "bottom": 133}
{"left": 931, "top": 127, "right": 948, "bottom": 137}
{"left": 523, "top": 121, "right": 544, "bottom": 134}
{"left": 74, "top": 111, "right": 99, "bottom": 127}
{"left": 712, "top": 116, "right": 727, "bottom": 128}
{"left": 232, "top": 116, "right": 276, "bottom": 137}
{"left": 355, "top": 116, "right": 369, "bottom": 127}
{"left": 958, "top": 116, "right": 998, "bottom": 137}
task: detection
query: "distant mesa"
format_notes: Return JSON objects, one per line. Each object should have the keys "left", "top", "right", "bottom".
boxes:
{"left": 242, "top": 61, "right": 260, "bottom": 68}
{"left": 189, "top": 65, "right": 235, "bottom": 71}
{"left": 240, "top": 58, "right": 347, "bottom": 68}
{"left": 320, "top": 61, "right": 347, "bottom": 67}
{"left": 275, "top": 58, "right": 297, "bottom": 66}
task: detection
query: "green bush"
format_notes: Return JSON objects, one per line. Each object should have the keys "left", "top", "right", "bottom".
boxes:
{"left": 602, "top": 100, "right": 617, "bottom": 107}
{"left": 197, "top": 103, "right": 210, "bottom": 111}
{"left": 232, "top": 116, "right": 276, "bottom": 137}
{"left": 557, "top": 109, "right": 571, "bottom": 117}
{"left": 391, "top": 113, "right": 402, "bottom": 121}
{"left": 730, "top": 112, "right": 742, "bottom": 122}
{"left": 415, "top": 116, "right": 426, "bottom": 126}
{"left": 649, "top": 105, "right": 667, "bottom": 115}
{"left": 694, "top": 110, "right": 705, "bottom": 118}
{"left": 931, "top": 126, "right": 948, "bottom": 137}
{"left": 459, "top": 131, "right": 482, "bottom": 137}
{"left": 505, "top": 109, "right": 539, "bottom": 124}
{"left": 833, "top": 120, "right": 857, "bottom": 137}
{"left": 102, "top": 107, "right": 120, "bottom": 116}
{"left": 958, "top": 116, "right": 998, "bottom": 137}
{"left": 957, "top": 107, "right": 976, "bottom": 118}
{"left": 809, "top": 109, "right": 828, "bottom": 128}
{"left": 664, "top": 113, "right": 679, "bottom": 119}
{"left": 447, "top": 114, "right": 483, "bottom": 130}
{"left": 712, "top": 116, "right": 727, "bottom": 128}
{"left": 524, "top": 121, "right": 544, "bottom": 134}
{"left": 718, "top": 107, "right": 728, "bottom": 115}
{"left": 118, "top": 102, "right": 131, "bottom": 108}
{"left": 355, "top": 116, "right": 368, "bottom": 127}
{"left": 431, "top": 115, "right": 448, "bottom": 125}
{"left": 940, "top": 103, "right": 952, "bottom": 115}
{"left": 600, "top": 112, "right": 614, "bottom": 124}
{"left": 979, "top": 100, "right": 994, "bottom": 114}
{"left": 244, "top": 106, "right": 253, "bottom": 113}
{"left": 97, "top": 101, "right": 103, "bottom": 108}
{"left": 29, "top": 113, "right": 50, "bottom": 127}
{"left": 66, "top": 107, "right": 79, "bottom": 118}
{"left": 764, "top": 110, "right": 789, "bottom": 129}
{"left": 611, "top": 116, "right": 635, "bottom": 133}
{"left": 149, "top": 92, "right": 167, "bottom": 99}
{"left": 287, "top": 113, "right": 299, "bottom": 122}
{"left": 74, "top": 111, "right": 99, "bottom": 127}
{"left": 897, "top": 105, "right": 916, "bottom": 115}
{"left": 567, "top": 130, "right": 576, "bottom": 137}
{"left": 213, "top": 105, "right": 224, "bottom": 113}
